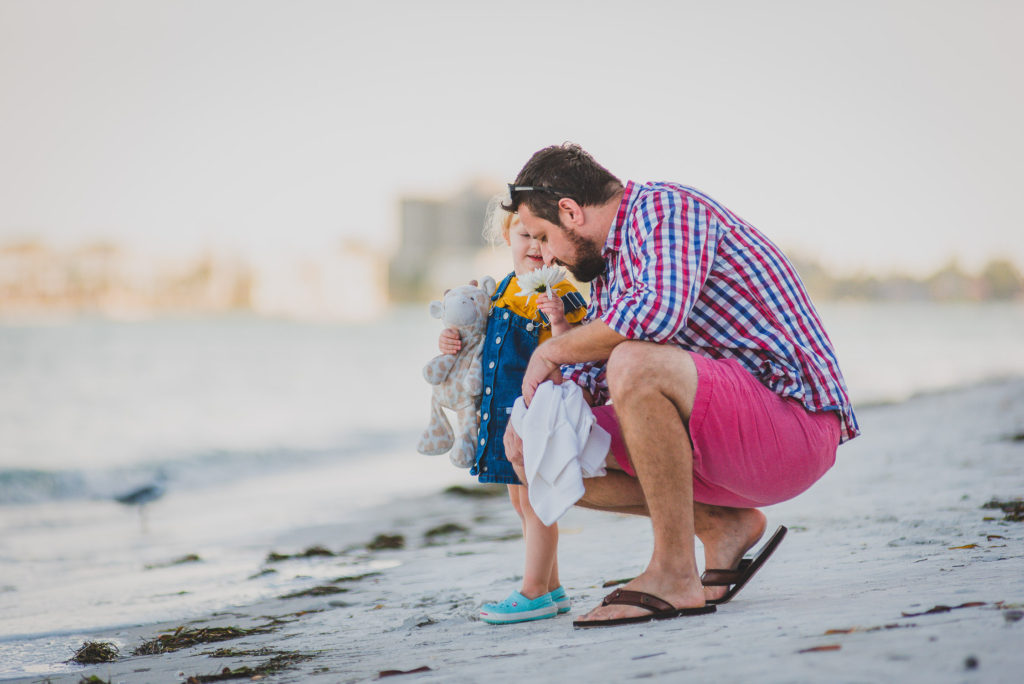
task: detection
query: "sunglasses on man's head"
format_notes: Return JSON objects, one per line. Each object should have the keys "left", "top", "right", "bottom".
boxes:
{"left": 507, "top": 184, "right": 576, "bottom": 201}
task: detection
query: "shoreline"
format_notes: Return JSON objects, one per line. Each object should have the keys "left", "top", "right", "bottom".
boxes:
{"left": 4, "top": 378, "right": 1024, "bottom": 683}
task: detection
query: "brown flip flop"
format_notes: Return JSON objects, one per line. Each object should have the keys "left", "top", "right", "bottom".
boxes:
{"left": 572, "top": 588, "right": 716, "bottom": 629}
{"left": 702, "top": 525, "right": 787, "bottom": 605}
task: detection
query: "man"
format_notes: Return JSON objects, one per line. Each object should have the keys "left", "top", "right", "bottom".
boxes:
{"left": 501, "top": 143, "right": 858, "bottom": 628}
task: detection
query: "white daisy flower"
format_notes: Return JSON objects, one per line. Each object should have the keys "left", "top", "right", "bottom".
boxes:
{"left": 516, "top": 265, "right": 567, "bottom": 302}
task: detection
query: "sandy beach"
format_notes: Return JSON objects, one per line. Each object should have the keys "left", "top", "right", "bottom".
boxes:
{"left": 6, "top": 378, "right": 1024, "bottom": 684}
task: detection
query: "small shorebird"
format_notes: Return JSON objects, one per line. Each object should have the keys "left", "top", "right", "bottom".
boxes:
{"left": 114, "top": 478, "right": 166, "bottom": 531}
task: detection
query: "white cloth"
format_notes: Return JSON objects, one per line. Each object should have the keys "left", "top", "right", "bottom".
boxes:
{"left": 509, "top": 380, "right": 610, "bottom": 526}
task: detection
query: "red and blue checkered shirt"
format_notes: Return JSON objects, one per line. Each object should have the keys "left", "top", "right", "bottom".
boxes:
{"left": 563, "top": 180, "right": 860, "bottom": 443}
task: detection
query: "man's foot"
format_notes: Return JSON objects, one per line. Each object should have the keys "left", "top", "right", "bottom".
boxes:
{"left": 697, "top": 507, "right": 767, "bottom": 603}
{"left": 573, "top": 568, "right": 707, "bottom": 626}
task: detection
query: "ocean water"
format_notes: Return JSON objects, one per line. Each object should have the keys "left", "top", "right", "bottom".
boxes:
{"left": 1, "top": 302, "right": 1023, "bottom": 678}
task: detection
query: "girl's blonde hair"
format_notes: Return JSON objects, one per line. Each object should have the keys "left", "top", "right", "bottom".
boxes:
{"left": 482, "top": 192, "right": 516, "bottom": 246}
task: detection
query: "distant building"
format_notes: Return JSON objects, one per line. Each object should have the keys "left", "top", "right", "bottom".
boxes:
{"left": 389, "top": 182, "right": 498, "bottom": 301}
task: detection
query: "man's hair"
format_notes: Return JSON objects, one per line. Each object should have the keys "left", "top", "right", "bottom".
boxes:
{"left": 503, "top": 143, "right": 622, "bottom": 224}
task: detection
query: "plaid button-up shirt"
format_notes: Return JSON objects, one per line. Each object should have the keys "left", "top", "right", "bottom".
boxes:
{"left": 563, "top": 180, "right": 859, "bottom": 443}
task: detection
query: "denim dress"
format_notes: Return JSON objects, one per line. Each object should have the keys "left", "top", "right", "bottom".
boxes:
{"left": 470, "top": 272, "right": 587, "bottom": 485}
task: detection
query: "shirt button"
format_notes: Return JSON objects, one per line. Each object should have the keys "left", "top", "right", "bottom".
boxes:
{"left": 488, "top": 361, "right": 495, "bottom": 369}
{"left": 480, "top": 438, "right": 486, "bottom": 446}
{"left": 503, "top": 312, "right": 509, "bottom": 320}
{"left": 483, "top": 412, "right": 489, "bottom": 420}
{"left": 485, "top": 387, "right": 491, "bottom": 394}
{"left": 495, "top": 336, "right": 501, "bottom": 344}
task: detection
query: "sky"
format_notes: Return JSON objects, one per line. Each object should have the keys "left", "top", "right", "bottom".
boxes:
{"left": 1, "top": 0, "right": 1021, "bottom": 276}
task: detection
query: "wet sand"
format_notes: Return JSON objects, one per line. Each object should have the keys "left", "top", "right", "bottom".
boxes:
{"left": 8, "top": 379, "right": 1024, "bottom": 683}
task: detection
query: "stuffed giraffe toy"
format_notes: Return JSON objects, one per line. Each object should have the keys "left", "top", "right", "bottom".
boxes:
{"left": 417, "top": 277, "right": 497, "bottom": 468}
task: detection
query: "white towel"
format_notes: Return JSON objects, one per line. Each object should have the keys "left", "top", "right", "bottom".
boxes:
{"left": 509, "top": 380, "right": 609, "bottom": 526}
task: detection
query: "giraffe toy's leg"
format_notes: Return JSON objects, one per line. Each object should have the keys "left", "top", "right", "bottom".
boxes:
{"left": 418, "top": 399, "right": 454, "bottom": 455}
{"left": 449, "top": 405, "right": 480, "bottom": 468}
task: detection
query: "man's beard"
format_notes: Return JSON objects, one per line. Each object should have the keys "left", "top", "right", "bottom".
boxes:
{"left": 560, "top": 223, "right": 605, "bottom": 282}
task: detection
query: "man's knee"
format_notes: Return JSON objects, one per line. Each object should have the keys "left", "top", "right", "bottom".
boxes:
{"left": 606, "top": 342, "right": 697, "bottom": 403}
{"left": 606, "top": 341, "right": 653, "bottom": 395}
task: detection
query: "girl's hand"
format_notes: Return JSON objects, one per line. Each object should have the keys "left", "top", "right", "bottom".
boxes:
{"left": 537, "top": 291, "right": 570, "bottom": 336}
{"left": 438, "top": 327, "right": 461, "bottom": 355}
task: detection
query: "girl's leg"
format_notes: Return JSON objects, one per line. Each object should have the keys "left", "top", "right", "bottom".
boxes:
{"left": 507, "top": 484, "right": 525, "bottom": 530}
{"left": 516, "top": 486, "right": 559, "bottom": 599}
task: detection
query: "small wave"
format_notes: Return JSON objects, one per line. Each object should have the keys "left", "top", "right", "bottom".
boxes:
{"left": 0, "top": 429, "right": 416, "bottom": 506}
{"left": 0, "top": 468, "right": 88, "bottom": 504}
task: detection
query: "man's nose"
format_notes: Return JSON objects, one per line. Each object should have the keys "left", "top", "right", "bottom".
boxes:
{"left": 540, "top": 244, "right": 555, "bottom": 266}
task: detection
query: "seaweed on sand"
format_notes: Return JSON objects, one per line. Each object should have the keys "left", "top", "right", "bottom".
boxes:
{"left": 68, "top": 641, "right": 119, "bottom": 664}
{"left": 443, "top": 484, "right": 505, "bottom": 498}
{"left": 278, "top": 585, "right": 349, "bottom": 599}
{"left": 424, "top": 523, "right": 469, "bottom": 539}
{"left": 185, "top": 652, "right": 317, "bottom": 682}
{"left": 204, "top": 647, "right": 277, "bottom": 658}
{"left": 264, "top": 546, "right": 337, "bottom": 563}
{"left": 258, "top": 609, "right": 324, "bottom": 626}
{"left": 331, "top": 571, "right": 382, "bottom": 584}
{"left": 144, "top": 554, "right": 201, "bottom": 570}
{"left": 132, "top": 625, "right": 277, "bottom": 655}
{"left": 367, "top": 534, "right": 405, "bottom": 550}
{"left": 982, "top": 498, "right": 1024, "bottom": 522}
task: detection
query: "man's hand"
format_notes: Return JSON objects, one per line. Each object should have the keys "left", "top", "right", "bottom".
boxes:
{"left": 522, "top": 343, "right": 563, "bottom": 405}
{"left": 503, "top": 421, "right": 527, "bottom": 484}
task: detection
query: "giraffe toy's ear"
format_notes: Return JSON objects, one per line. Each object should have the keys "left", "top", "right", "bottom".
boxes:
{"left": 429, "top": 300, "right": 444, "bottom": 319}
{"left": 480, "top": 276, "right": 497, "bottom": 297}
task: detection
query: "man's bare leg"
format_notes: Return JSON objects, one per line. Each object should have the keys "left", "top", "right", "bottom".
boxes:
{"left": 576, "top": 342, "right": 706, "bottom": 623}
{"left": 578, "top": 479, "right": 768, "bottom": 600}
{"left": 576, "top": 468, "right": 649, "bottom": 517}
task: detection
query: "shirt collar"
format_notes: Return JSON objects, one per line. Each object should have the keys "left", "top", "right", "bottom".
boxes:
{"left": 603, "top": 180, "right": 641, "bottom": 257}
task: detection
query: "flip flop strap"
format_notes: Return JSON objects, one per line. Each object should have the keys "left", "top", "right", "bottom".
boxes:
{"left": 701, "top": 558, "right": 753, "bottom": 586}
{"left": 600, "top": 589, "right": 674, "bottom": 614}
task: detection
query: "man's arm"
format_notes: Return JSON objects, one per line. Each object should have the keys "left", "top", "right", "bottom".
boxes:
{"left": 522, "top": 319, "right": 627, "bottom": 404}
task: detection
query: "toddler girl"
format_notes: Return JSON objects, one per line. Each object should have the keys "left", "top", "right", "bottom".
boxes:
{"left": 439, "top": 201, "right": 586, "bottom": 624}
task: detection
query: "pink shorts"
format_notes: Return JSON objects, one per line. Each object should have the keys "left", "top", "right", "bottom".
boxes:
{"left": 591, "top": 351, "right": 840, "bottom": 508}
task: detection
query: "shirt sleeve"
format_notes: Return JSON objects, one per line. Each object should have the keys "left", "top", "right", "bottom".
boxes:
{"left": 554, "top": 280, "right": 588, "bottom": 324}
{"left": 600, "top": 191, "right": 718, "bottom": 343}
{"left": 561, "top": 361, "right": 608, "bottom": 405}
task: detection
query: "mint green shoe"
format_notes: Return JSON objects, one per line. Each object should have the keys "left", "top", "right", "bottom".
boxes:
{"left": 548, "top": 586, "right": 571, "bottom": 614}
{"left": 480, "top": 591, "right": 557, "bottom": 625}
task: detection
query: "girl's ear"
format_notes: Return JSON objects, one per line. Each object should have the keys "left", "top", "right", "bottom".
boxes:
{"left": 429, "top": 301, "right": 444, "bottom": 319}
{"left": 480, "top": 276, "right": 497, "bottom": 297}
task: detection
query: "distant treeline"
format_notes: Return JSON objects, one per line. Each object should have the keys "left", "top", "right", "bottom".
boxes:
{"left": 791, "top": 257, "right": 1023, "bottom": 302}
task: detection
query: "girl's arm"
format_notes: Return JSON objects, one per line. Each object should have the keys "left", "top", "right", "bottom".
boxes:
{"left": 438, "top": 327, "right": 461, "bottom": 354}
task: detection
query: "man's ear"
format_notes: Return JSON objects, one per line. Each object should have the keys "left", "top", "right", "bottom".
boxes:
{"left": 558, "top": 197, "right": 585, "bottom": 229}
{"left": 429, "top": 301, "right": 444, "bottom": 319}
